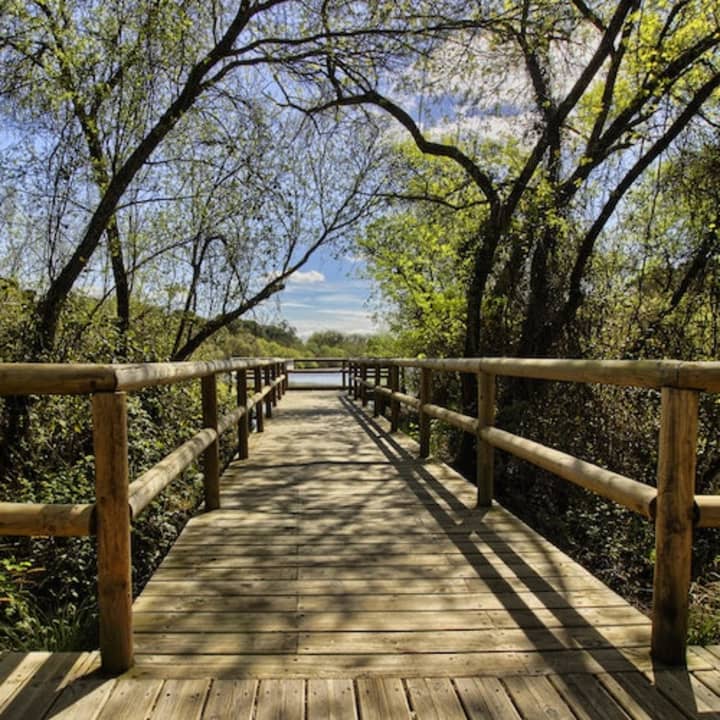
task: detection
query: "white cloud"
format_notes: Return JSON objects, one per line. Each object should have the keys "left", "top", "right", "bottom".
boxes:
{"left": 288, "top": 270, "right": 325, "bottom": 285}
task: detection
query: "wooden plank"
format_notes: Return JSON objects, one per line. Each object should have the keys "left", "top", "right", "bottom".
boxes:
{"left": 693, "top": 668, "right": 720, "bottom": 696}
{"left": 297, "top": 589, "right": 629, "bottom": 612}
{"left": 150, "top": 567, "right": 297, "bottom": 581}
{"left": 405, "top": 678, "right": 466, "bottom": 720}
{"left": 298, "top": 625, "right": 651, "bottom": 654}
{"left": 0, "top": 653, "right": 90, "bottom": 720}
{"left": 48, "top": 673, "right": 117, "bottom": 720}
{"left": 454, "top": 676, "right": 521, "bottom": 719}
{"left": 134, "top": 632, "right": 297, "bottom": 654}
{"left": 295, "top": 562, "right": 588, "bottom": 580}
{"left": 141, "top": 578, "right": 471, "bottom": 595}
{"left": 356, "top": 678, "right": 411, "bottom": 719}
{"left": 654, "top": 669, "right": 720, "bottom": 715}
{"left": 134, "top": 612, "right": 297, "bottom": 633}
{"left": 596, "top": 672, "right": 688, "bottom": 720}
{"left": 504, "top": 675, "right": 574, "bottom": 719}
{"left": 149, "top": 679, "right": 209, "bottom": 719}
{"left": 159, "top": 549, "right": 582, "bottom": 568}
{"left": 141, "top": 573, "right": 605, "bottom": 596}
{"left": 96, "top": 679, "right": 164, "bottom": 720}
{"left": 255, "top": 679, "right": 304, "bottom": 720}
{"left": 202, "top": 680, "right": 256, "bottom": 720}
{"left": 307, "top": 679, "right": 357, "bottom": 719}
{"left": 133, "top": 594, "right": 297, "bottom": 613}
{"left": 130, "top": 645, "right": 713, "bottom": 679}
{"left": 293, "top": 607, "right": 647, "bottom": 632}
{"left": 548, "top": 673, "right": 629, "bottom": 720}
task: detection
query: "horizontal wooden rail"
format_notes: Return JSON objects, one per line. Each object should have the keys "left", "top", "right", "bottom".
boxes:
{"left": 353, "top": 357, "right": 720, "bottom": 392}
{"left": 424, "top": 403, "right": 479, "bottom": 436}
{"left": 695, "top": 496, "right": 720, "bottom": 528}
{"left": 128, "top": 428, "right": 218, "bottom": 519}
{"left": 350, "top": 355, "right": 720, "bottom": 667}
{"left": 0, "top": 358, "right": 284, "bottom": 396}
{"left": 480, "top": 427, "right": 657, "bottom": 519}
{"left": 0, "top": 501, "right": 95, "bottom": 536}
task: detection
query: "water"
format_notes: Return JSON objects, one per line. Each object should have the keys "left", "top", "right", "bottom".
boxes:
{"left": 288, "top": 371, "right": 344, "bottom": 388}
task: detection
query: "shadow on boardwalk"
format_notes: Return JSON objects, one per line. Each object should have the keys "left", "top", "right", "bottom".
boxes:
{"left": 1, "top": 391, "right": 718, "bottom": 718}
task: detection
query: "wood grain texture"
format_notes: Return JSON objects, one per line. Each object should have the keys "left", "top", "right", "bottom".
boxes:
{"left": 92, "top": 391, "right": 133, "bottom": 674}
{"left": 129, "top": 390, "right": 667, "bottom": 680}
{"left": 651, "top": 387, "right": 699, "bottom": 665}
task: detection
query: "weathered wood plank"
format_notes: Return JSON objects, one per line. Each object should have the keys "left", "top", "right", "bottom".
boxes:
{"left": 548, "top": 673, "right": 634, "bottom": 720}
{"left": 96, "top": 679, "right": 163, "bottom": 720}
{"left": 149, "top": 679, "right": 209, "bottom": 719}
{"left": 454, "top": 677, "right": 521, "bottom": 720}
{"left": 405, "top": 678, "right": 466, "bottom": 720}
{"left": 255, "top": 679, "right": 304, "bottom": 720}
{"left": 201, "top": 680, "right": 256, "bottom": 720}
{"left": 596, "top": 672, "right": 688, "bottom": 720}
{"left": 129, "top": 647, "right": 712, "bottom": 680}
{"left": 504, "top": 675, "right": 575, "bottom": 720}
{"left": 297, "top": 626, "right": 651, "bottom": 654}
{"left": 307, "top": 679, "right": 357, "bottom": 720}
{"left": 356, "top": 679, "right": 411, "bottom": 719}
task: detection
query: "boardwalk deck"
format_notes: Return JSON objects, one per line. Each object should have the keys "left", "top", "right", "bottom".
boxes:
{"left": 3, "top": 390, "right": 720, "bottom": 718}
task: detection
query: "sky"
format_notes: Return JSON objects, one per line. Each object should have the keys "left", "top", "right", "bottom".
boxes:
{"left": 254, "top": 245, "right": 382, "bottom": 339}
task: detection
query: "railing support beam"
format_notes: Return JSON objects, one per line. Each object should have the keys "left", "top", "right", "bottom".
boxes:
{"left": 92, "top": 391, "right": 133, "bottom": 674}
{"left": 477, "top": 372, "right": 496, "bottom": 507}
{"left": 201, "top": 374, "right": 220, "bottom": 510}
{"left": 651, "top": 387, "right": 698, "bottom": 665}
{"left": 390, "top": 365, "right": 400, "bottom": 432}
{"left": 419, "top": 368, "right": 432, "bottom": 458}
{"left": 254, "top": 367, "right": 265, "bottom": 432}
{"left": 237, "top": 370, "right": 249, "bottom": 460}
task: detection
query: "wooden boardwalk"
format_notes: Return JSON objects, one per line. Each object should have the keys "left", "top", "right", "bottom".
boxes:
{"left": 3, "top": 390, "right": 720, "bottom": 718}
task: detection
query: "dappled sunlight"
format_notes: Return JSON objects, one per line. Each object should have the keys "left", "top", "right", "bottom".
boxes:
{"left": 6, "top": 390, "right": 714, "bottom": 718}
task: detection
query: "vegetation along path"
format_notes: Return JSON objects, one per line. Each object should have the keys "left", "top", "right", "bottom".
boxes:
{"left": 2, "top": 388, "right": 720, "bottom": 718}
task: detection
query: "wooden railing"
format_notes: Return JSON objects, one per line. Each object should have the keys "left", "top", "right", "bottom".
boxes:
{"left": 0, "top": 358, "right": 289, "bottom": 673}
{"left": 348, "top": 356, "right": 720, "bottom": 666}
{"left": 287, "top": 357, "right": 348, "bottom": 389}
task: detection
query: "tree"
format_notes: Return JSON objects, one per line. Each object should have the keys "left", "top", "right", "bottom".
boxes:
{"left": 291, "top": 0, "right": 720, "bottom": 361}
{"left": 0, "top": 0, "right": 450, "bottom": 361}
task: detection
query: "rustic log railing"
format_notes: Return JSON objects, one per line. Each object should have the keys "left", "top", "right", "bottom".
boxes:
{"left": 287, "top": 357, "right": 348, "bottom": 389}
{"left": 0, "top": 358, "right": 288, "bottom": 673}
{"left": 348, "top": 356, "right": 720, "bottom": 666}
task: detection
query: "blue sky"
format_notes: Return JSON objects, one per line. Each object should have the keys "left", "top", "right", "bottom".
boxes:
{"left": 255, "top": 246, "right": 382, "bottom": 339}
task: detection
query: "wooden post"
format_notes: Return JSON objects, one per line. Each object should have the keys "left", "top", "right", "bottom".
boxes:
{"left": 92, "top": 391, "right": 133, "bottom": 673}
{"left": 201, "top": 374, "right": 220, "bottom": 510}
{"left": 651, "top": 387, "right": 698, "bottom": 665}
{"left": 373, "top": 365, "right": 381, "bottom": 417}
{"left": 353, "top": 363, "right": 359, "bottom": 399}
{"left": 283, "top": 362, "right": 288, "bottom": 393}
{"left": 419, "top": 368, "right": 432, "bottom": 459}
{"left": 277, "top": 362, "right": 284, "bottom": 398}
{"left": 342, "top": 360, "right": 347, "bottom": 391}
{"left": 237, "top": 370, "right": 249, "bottom": 460}
{"left": 271, "top": 364, "right": 278, "bottom": 406}
{"left": 390, "top": 365, "right": 400, "bottom": 432}
{"left": 477, "top": 372, "right": 496, "bottom": 507}
{"left": 361, "top": 364, "right": 368, "bottom": 407}
{"left": 264, "top": 366, "right": 273, "bottom": 418}
{"left": 254, "top": 367, "right": 264, "bottom": 433}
